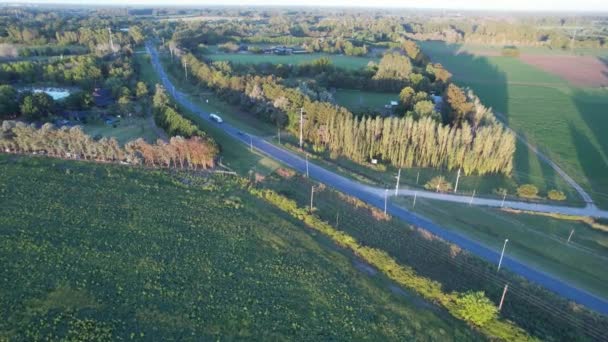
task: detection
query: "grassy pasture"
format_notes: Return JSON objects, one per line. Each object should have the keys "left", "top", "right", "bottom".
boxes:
{"left": 206, "top": 51, "right": 377, "bottom": 70}
{"left": 81, "top": 116, "right": 160, "bottom": 145}
{"left": 333, "top": 89, "right": 398, "bottom": 113}
{"left": 0, "top": 155, "right": 477, "bottom": 340}
{"left": 420, "top": 41, "right": 608, "bottom": 208}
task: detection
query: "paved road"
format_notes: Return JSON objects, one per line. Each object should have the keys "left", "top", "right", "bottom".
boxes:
{"left": 146, "top": 42, "right": 608, "bottom": 315}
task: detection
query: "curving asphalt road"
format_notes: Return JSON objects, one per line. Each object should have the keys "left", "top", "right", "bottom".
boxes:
{"left": 146, "top": 42, "right": 608, "bottom": 315}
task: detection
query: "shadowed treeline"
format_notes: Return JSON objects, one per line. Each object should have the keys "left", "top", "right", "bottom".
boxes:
{"left": 573, "top": 89, "right": 608, "bottom": 207}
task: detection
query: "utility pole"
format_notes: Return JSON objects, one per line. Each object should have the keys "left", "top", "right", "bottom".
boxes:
{"left": 570, "top": 18, "right": 578, "bottom": 51}
{"left": 498, "top": 284, "right": 509, "bottom": 311}
{"left": 395, "top": 168, "right": 401, "bottom": 196}
{"left": 305, "top": 154, "right": 309, "bottom": 178}
{"left": 183, "top": 60, "right": 188, "bottom": 80}
{"left": 497, "top": 238, "right": 509, "bottom": 272}
{"left": 567, "top": 229, "right": 575, "bottom": 243}
{"left": 413, "top": 191, "right": 417, "bottom": 207}
{"left": 310, "top": 186, "right": 315, "bottom": 212}
{"left": 299, "top": 107, "right": 304, "bottom": 149}
{"left": 108, "top": 27, "right": 115, "bottom": 53}
{"left": 469, "top": 189, "right": 476, "bottom": 206}
{"left": 416, "top": 171, "right": 420, "bottom": 185}
{"left": 384, "top": 189, "right": 389, "bottom": 215}
{"left": 277, "top": 126, "right": 281, "bottom": 144}
{"left": 501, "top": 190, "right": 507, "bottom": 208}
{"left": 454, "top": 168, "right": 461, "bottom": 193}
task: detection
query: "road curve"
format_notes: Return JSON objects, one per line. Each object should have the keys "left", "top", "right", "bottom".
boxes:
{"left": 146, "top": 42, "right": 608, "bottom": 315}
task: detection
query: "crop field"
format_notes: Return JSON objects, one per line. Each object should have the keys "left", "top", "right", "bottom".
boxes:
{"left": 435, "top": 43, "right": 608, "bottom": 57}
{"left": 393, "top": 195, "right": 608, "bottom": 300}
{"left": 260, "top": 171, "right": 608, "bottom": 341}
{"left": 419, "top": 41, "right": 608, "bottom": 208}
{"left": 333, "top": 89, "right": 398, "bottom": 113}
{"left": 206, "top": 52, "right": 377, "bottom": 70}
{"left": 0, "top": 155, "right": 478, "bottom": 340}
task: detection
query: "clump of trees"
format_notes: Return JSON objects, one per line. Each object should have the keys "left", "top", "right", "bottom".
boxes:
{"left": 425, "top": 176, "right": 453, "bottom": 192}
{"left": 547, "top": 189, "right": 566, "bottom": 201}
{"left": 517, "top": 184, "right": 539, "bottom": 199}
{"left": 454, "top": 291, "right": 498, "bottom": 327}
{"left": 0, "top": 121, "right": 217, "bottom": 170}
{"left": 152, "top": 85, "right": 216, "bottom": 145}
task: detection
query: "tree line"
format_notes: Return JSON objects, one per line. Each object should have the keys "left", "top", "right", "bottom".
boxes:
{"left": 152, "top": 84, "right": 218, "bottom": 148}
{"left": 181, "top": 52, "right": 515, "bottom": 175}
{"left": 0, "top": 121, "right": 216, "bottom": 170}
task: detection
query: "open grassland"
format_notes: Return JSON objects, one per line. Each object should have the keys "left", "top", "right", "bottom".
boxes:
{"left": 260, "top": 171, "right": 608, "bottom": 341}
{"left": 206, "top": 51, "right": 377, "bottom": 70}
{"left": 393, "top": 195, "right": 608, "bottom": 300}
{"left": 420, "top": 41, "right": 608, "bottom": 208}
{"left": 333, "top": 89, "right": 398, "bottom": 113}
{"left": 82, "top": 116, "right": 161, "bottom": 145}
{"left": 0, "top": 155, "right": 478, "bottom": 341}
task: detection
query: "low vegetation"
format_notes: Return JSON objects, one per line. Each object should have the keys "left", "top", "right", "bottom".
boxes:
{"left": 0, "top": 155, "right": 480, "bottom": 340}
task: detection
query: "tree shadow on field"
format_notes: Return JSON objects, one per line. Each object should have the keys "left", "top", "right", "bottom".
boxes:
{"left": 421, "top": 41, "right": 533, "bottom": 185}
{"left": 572, "top": 90, "right": 608, "bottom": 207}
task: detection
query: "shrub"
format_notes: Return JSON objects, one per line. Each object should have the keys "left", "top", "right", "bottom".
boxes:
{"left": 547, "top": 189, "right": 566, "bottom": 201}
{"left": 501, "top": 46, "right": 520, "bottom": 57}
{"left": 425, "top": 176, "right": 453, "bottom": 193}
{"left": 454, "top": 291, "right": 498, "bottom": 327}
{"left": 516, "top": 184, "right": 539, "bottom": 199}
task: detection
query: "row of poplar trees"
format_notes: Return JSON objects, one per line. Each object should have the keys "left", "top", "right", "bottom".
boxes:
{"left": 0, "top": 121, "right": 216, "bottom": 170}
{"left": 181, "top": 50, "right": 515, "bottom": 175}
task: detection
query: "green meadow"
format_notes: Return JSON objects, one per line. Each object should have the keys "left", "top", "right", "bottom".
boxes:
{"left": 206, "top": 51, "right": 377, "bottom": 70}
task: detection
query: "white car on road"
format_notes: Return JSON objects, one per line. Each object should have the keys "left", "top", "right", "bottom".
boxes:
{"left": 209, "top": 113, "right": 223, "bottom": 123}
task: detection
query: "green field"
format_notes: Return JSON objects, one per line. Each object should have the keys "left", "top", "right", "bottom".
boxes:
{"left": 82, "top": 116, "right": 161, "bottom": 145}
{"left": 420, "top": 41, "right": 608, "bottom": 208}
{"left": 206, "top": 52, "right": 377, "bottom": 70}
{"left": 333, "top": 89, "right": 398, "bottom": 112}
{"left": 0, "top": 155, "right": 478, "bottom": 340}
{"left": 394, "top": 195, "right": 608, "bottom": 300}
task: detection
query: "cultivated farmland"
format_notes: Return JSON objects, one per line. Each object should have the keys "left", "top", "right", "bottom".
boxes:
{"left": 0, "top": 155, "right": 477, "bottom": 340}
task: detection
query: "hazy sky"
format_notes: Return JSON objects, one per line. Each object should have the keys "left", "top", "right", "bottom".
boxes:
{"left": 7, "top": 0, "right": 608, "bottom": 12}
